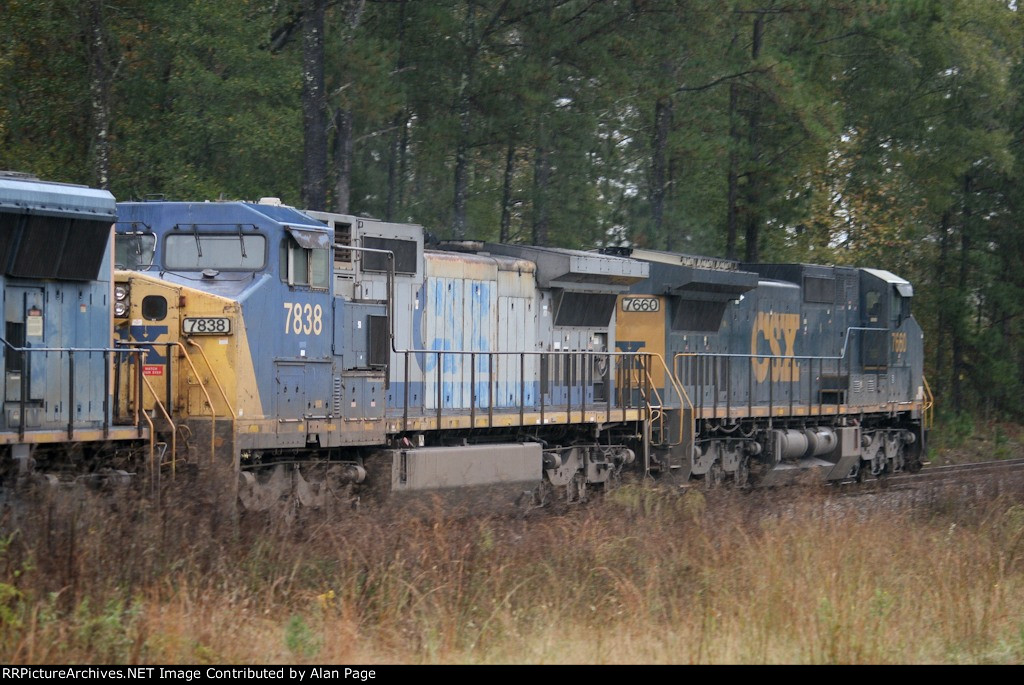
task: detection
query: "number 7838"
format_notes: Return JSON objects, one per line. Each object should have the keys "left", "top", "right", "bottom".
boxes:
{"left": 283, "top": 302, "right": 323, "bottom": 335}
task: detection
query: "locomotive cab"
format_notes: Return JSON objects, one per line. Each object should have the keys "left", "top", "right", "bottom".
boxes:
{"left": 113, "top": 200, "right": 390, "bottom": 480}
{"left": 858, "top": 268, "right": 917, "bottom": 373}
{"left": 860, "top": 268, "right": 913, "bottom": 327}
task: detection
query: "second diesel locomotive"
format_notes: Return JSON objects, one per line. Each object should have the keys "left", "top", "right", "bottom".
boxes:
{"left": 112, "top": 200, "right": 651, "bottom": 508}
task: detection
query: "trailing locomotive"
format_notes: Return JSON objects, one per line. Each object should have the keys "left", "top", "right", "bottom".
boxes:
{"left": 606, "top": 247, "right": 930, "bottom": 485}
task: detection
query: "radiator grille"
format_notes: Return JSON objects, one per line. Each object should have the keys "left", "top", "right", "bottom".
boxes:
{"left": 332, "top": 376, "right": 342, "bottom": 417}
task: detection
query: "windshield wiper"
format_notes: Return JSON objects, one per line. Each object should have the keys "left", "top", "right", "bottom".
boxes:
{"left": 237, "top": 224, "right": 247, "bottom": 259}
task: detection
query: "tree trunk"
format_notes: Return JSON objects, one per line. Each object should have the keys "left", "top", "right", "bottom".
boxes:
{"left": 332, "top": 108, "right": 354, "bottom": 214}
{"left": 952, "top": 175, "right": 972, "bottom": 413}
{"left": 330, "top": 0, "right": 366, "bottom": 214}
{"left": 85, "top": 0, "right": 111, "bottom": 189}
{"left": 397, "top": 118, "right": 410, "bottom": 218}
{"left": 385, "top": 112, "right": 407, "bottom": 221}
{"left": 385, "top": 0, "right": 408, "bottom": 221}
{"left": 650, "top": 91, "right": 672, "bottom": 247}
{"left": 726, "top": 82, "right": 740, "bottom": 260}
{"left": 452, "top": 92, "right": 471, "bottom": 238}
{"left": 532, "top": 138, "right": 551, "bottom": 247}
{"left": 934, "top": 209, "right": 951, "bottom": 400}
{"left": 451, "top": 3, "right": 479, "bottom": 239}
{"left": 743, "top": 12, "right": 764, "bottom": 263}
{"left": 301, "top": 0, "right": 328, "bottom": 210}
{"left": 500, "top": 142, "right": 516, "bottom": 243}
{"left": 666, "top": 154, "right": 677, "bottom": 251}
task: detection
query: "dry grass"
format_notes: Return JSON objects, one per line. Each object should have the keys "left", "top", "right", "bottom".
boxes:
{"left": 0, "top": 477, "right": 1023, "bottom": 665}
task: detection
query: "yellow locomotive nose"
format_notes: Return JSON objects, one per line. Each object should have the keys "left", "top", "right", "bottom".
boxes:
{"left": 112, "top": 271, "right": 243, "bottom": 472}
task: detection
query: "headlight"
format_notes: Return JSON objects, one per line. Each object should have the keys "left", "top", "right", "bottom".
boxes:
{"left": 114, "top": 301, "right": 128, "bottom": 317}
{"left": 114, "top": 285, "right": 128, "bottom": 301}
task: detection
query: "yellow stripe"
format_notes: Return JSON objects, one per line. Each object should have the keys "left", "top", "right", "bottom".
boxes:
{"left": 0, "top": 426, "right": 148, "bottom": 445}
{"left": 691, "top": 401, "right": 924, "bottom": 421}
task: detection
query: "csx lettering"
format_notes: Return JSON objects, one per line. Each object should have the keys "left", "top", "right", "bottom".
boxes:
{"left": 283, "top": 302, "right": 323, "bottom": 335}
{"left": 892, "top": 331, "right": 907, "bottom": 354}
{"left": 750, "top": 312, "right": 800, "bottom": 383}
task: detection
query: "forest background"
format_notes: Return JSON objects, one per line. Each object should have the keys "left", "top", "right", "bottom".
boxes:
{"left": 2, "top": 0, "right": 1021, "bottom": 431}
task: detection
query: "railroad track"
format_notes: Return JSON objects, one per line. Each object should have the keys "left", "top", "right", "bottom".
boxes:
{"left": 802, "top": 456, "right": 1024, "bottom": 519}
{"left": 842, "top": 457, "right": 1024, "bottom": 490}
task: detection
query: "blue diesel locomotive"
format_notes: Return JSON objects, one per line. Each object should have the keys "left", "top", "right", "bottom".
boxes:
{"left": 0, "top": 173, "right": 147, "bottom": 483}
{"left": 112, "top": 200, "right": 650, "bottom": 508}
{"left": 607, "top": 248, "right": 929, "bottom": 486}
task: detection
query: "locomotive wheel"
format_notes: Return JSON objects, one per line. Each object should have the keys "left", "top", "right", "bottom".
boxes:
{"left": 735, "top": 457, "right": 750, "bottom": 489}
{"left": 706, "top": 462, "right": 724, "bottom": 489}
{"left": 603, "top": 467, "right": 623, "bottom": 492}
{"left": 571, "top": 472, "right": 588, "bottom": 503}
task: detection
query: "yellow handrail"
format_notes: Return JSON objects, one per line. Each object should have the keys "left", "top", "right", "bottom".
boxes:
{"left": 922, "top": 375, "right": 935, "bottom": 430}
{"left": 140, "top": 372, "right": 177, "bottom": 478}
{"left": 635, "top": 361, "right": 667, "bottom": 441}
{"left": 170, "top": 341, "right": 218, "bottom": 464}
{"left": 185, "top": 337, "right": 238, "bottom": 419}
{"left": 138, "top": 401, "right": 157, "bottom": 489}
{"left": 636, "top": 353, "right": 693, "bottom": 447}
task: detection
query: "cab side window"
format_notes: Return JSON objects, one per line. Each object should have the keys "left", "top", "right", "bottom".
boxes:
{"left": 865, "top": 290, "right": 881, "bottom": 323}
{"left": 280, "top": 237, "right": 329, "bottom": 290}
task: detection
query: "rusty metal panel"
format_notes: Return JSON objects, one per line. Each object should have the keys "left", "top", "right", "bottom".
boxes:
{"left": 425, "top": 250, "right": 499, "bottom": 281}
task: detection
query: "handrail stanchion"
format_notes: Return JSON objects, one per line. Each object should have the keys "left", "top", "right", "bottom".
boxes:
{"left": 403, "top": 351, "right": 410, "bottom": 431}
{"left": 470, "top": 352, "right": 476, "bottom": 428}
{"left": 67, "top": 350, "right": 75, "bottom": 440}
{"left": 19, "top": 348, "right": 27, "bottom": 442}
{"left": 103, "top": 350, "right": 111, "bottom": 437}
{"left": 436, "top": 351, "right": 442, "bottom": 427}
{"left": 519, "top": 352, "right": 525, "bottom": 427}
{"left": 540, "top": 352, "right": 546, "bottom": 426}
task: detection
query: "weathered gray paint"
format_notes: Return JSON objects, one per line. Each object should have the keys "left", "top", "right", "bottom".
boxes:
{"left": 389, "top": 442, "right": 542, "bottom": 491}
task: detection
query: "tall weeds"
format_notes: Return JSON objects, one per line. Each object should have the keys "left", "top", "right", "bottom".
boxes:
{"left": 0, "top": 477, "right": 1022, "bottom": 664}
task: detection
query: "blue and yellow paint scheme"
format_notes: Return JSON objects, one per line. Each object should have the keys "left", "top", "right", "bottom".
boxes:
{"left": 610, "top": 247, "right": 927, "bottom": 481}
{"left": 114, "top": 202, "right": 653, "bottom": 479}
{"left": 114, "top": 200, "right": 390, "bottom": 470}
{"left": 0, "top": 174, "right": 145, "bottom": 460}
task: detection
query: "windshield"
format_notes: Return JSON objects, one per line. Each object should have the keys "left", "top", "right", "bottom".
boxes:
{"left": 164, "top": 233, "right": 266, "bottom": 271}
{"left": 115, "top": 233, "right": 157, "bottom": 270}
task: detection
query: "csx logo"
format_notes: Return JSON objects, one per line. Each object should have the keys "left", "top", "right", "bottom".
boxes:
{"left": 117, "top": 325, "right": 169, "bottom": 364}
{"left": 892, "top": 331, "right": 907, "bottom": 354}
{"left": 750, "top": 312, "right": 800, "bottom": 383}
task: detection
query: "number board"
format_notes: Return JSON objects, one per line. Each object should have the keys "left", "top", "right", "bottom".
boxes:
{"left": 182, "top": 317, "right": 232, "bottom": 335}
{"left": 621, "top": 297, "right": 660, "bottom": 313}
